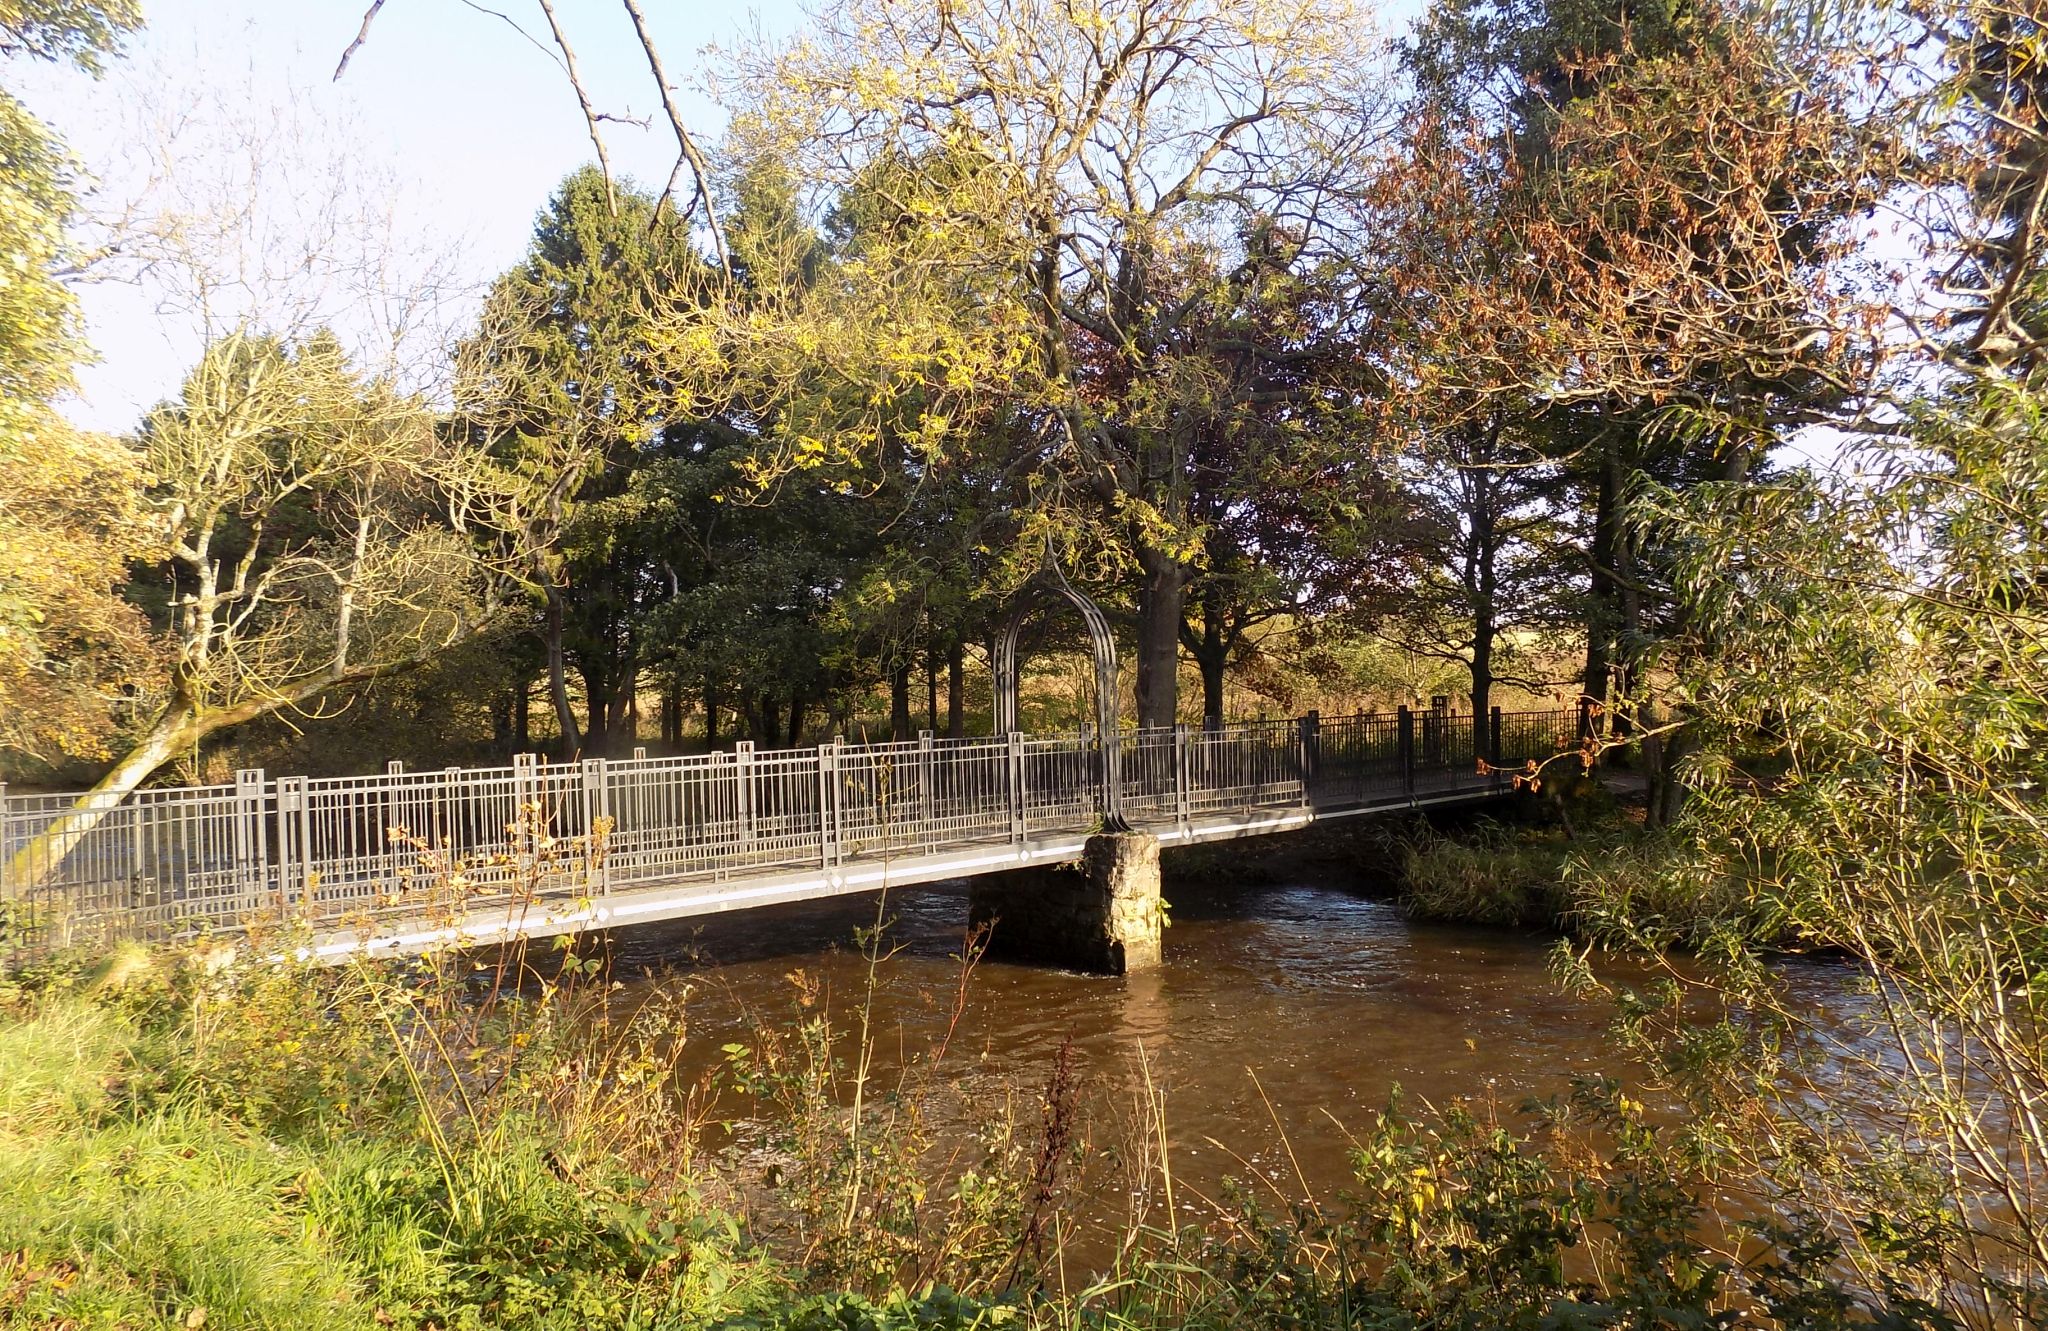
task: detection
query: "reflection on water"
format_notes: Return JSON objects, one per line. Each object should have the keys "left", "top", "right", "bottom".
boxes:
{"left": 603, "top": 872, "right": 1862, "bottom": 1216}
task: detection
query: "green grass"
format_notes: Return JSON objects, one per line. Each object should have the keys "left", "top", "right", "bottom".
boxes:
{"left": 0, "top": 963, "right": 788, "bottom": 1331}
{"left": 0, "top": 995, "right": 367, "bottom": 1329}
{"left": 1399, "top": 822, "right": 1577, "bottom": 927}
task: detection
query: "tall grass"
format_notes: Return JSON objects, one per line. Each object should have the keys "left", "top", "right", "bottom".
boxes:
{"left": 0, "top": 933, "right": 1972, "bottom": 1329}
{"left": 0, "top": 812, "right": 1970, "bottom": 1328}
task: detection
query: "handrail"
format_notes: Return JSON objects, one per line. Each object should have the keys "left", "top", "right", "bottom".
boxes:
{"left": 0, "top": 707, "right": 1579, "bottom": 945}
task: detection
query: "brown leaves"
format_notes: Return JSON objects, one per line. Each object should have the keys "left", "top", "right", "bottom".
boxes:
{"left": 1370, "top": 1, "right": 1903, "bottom": 433}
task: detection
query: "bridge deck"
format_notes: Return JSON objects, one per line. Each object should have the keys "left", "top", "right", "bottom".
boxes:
{"left": 1, "top": 709, "right": 1577, "bottom": 959}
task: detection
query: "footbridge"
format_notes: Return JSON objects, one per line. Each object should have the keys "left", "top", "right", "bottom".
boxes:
{"left": 2, "top": 705, "right": 1577, "bottom": 963}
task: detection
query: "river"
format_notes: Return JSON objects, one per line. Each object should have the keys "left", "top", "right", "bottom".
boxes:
{"left": 595, "top": 859, "right": 1865, "bottom": 1250}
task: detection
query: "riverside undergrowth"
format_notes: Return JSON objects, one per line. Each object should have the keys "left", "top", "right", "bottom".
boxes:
{"left": 0, "top": 918, "right": 1973, "bottom": 1331}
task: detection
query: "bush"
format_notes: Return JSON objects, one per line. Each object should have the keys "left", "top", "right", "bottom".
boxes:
{"left": 1399, "top": 821, "right": 1574, "bottom": 927}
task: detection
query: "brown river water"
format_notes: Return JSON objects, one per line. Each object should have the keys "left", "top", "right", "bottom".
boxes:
{"left": 596, "top": 860, "right": 1868, "bottom": 1243}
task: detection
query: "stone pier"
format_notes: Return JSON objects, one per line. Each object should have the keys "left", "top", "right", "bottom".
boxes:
{"left": 969, "top": 831, "right": 1163, "bottom": 974}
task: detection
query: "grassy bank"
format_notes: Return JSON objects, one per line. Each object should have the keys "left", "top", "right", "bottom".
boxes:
{"left": 0, "top": 929, "right": 1965, "bottom": 1330}
{"left": 1388, "top": 779, "right": 1791, "bottom": 951}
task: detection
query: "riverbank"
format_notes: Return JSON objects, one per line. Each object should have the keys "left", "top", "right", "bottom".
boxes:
{"left": 0, "top": 902, "right": 1943, "bottom": 1330}
{"left": 1163, "top": 771, "right": 1796, "bottom": 956}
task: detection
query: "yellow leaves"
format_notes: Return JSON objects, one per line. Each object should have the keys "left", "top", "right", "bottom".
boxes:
{"left": 0, "top": 414, "right": 159, "bottom": 762}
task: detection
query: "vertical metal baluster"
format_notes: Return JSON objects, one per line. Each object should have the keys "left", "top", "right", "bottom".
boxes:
{"left": 583, "top": 758, "right": 610, "bottom": 896}
{"left": 814, "top": 743, "right": 834, "bottom": 868}
{"left": 917, "top": 732, "right": 935, "bottom": 848}
{"left": 1399, "top": 706, "right": 1416, "bottom": 802}
{"left": 1008, "top": 732, "right": 1027, "bottom": 845}
{"left": 736, "top": 742, "right": 756, "bottom": 864}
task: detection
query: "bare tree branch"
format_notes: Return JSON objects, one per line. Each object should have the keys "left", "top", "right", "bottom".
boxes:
{"left": 619, "top": 0, "right": 730, "bottom": 276}
{"left": 332, "top": 0, "right": 386, "bottom": 82}
{"left": 536, "top": 0, "right": 620, "bottom": 215}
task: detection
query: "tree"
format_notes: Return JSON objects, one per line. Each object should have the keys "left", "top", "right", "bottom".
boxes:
{"left": 1374, "top": 398, "right": 1574, "bottom": 748}
{"left": 1175, "top": 227, "right": 1394, "bottom": 727}
{"left": 457, "top": 167, "right": 705, "bottom": 755}
{"left": 10, "top": 333, "right": 513, "bottom": 886}
{"left": 1562, "top": 8, "right": 2048, "bottom": 1311}
{"left": 682, "top": 0, "right": 1386, "bottom": 728}
{"left": 0, "top": 0, "right": 150, "bottom": 768}
{"left": 1377, "top": 0, "right": 1899, "bottom": 815}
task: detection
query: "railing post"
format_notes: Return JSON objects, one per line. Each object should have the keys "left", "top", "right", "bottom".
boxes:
{"left": 511, "top": 751, "right": 537, "bottom": 865}
{"left": 510, "top": 751, "right": 533, "bottom": 811}
{"left": 1007, "top": 732, "right": 1027, "bottom": 846}
{"left": 1173, "top": 724, "right": 1191, "bottom": 830}
{"left": 1298, "top": 710, "right": 1320, "bottom": 809}
{"left": 441, "top": 766, "right": 462, "bottom": 860}
{"left": 381, "top": 760, "right": 404, "bottom": 890}
{"left": 582, "top": 758, "right": 610, "bottom": 895}
{"left": 818, "top": 741, "right": 843, "bottom": 867}
{"left": 131, "top": 796, "right": 144, "bottom": 913}
{"left": 1398, "top": 706, "right": 1416, "bottom": 800}
{"left": 233, "top": 769, "right": 265, "bottom": 905}
{"left": 0, "top": 780, "right": 10, "bottom": 902}
{"left": 918, "top": 731, "right": 936, "bottom": 844}
{"left": 628, "top": 747, "right": 646, "bottom": 840}
{"left": 276, "top": 776, "right": 308, "bottom": 921}
{"left": 735, "top": 742, "right": 756, "bottom": 850}
{"left": 1490, "top": 707, "right": 1505, "bottom": 792}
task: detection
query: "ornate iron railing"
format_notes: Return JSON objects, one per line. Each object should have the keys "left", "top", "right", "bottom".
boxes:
{"left": 0, "top": 706, "right": 1578, "bottom": 944}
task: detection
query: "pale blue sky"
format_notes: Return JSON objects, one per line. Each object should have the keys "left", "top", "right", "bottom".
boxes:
{"left": 17, "top": 0, "right": 809, "bottom": 430}
{"left": 19, "top": 0, "right": 1425, "bottom": 433}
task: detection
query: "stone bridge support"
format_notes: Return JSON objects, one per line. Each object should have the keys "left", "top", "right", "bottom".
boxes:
{"left": 969, "top": 831, "right": 1163, "bottom": 974}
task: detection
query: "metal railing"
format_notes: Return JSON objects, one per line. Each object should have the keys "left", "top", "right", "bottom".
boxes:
{"left": 1, "top": 705, "right": 1578, "bottom": 945}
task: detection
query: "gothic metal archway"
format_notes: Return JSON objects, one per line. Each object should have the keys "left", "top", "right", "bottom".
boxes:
{"left": 992, "top": 555, "right": 1129, "bottom": 832}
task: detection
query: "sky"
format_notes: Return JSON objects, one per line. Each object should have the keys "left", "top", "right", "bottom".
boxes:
{"left": 14, "top": 0, "right": 810, "bottom": 431}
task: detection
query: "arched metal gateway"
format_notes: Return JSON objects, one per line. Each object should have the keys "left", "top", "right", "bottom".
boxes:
{"left": 990, "top": 555, "right": 1131, "bottom": 831}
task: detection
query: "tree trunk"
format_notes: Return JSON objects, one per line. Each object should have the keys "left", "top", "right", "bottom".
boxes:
{"left": 1613, "top": 525, "right": 1642, "bottom": 744}
{"left": 946, "top": 642, "right": 965, "bottom": 739}
{"left": 703, "top": 677, "right": 720, "bottom": 751}
{"left": 1198, "top": 659, "right": 1224, "bottom": 730}
{"left": 543, "top": 588, "right": 581, "bottom": 757}
{"left": 5, "top": 703, "right": 205, "bottom": 893}
{"left": 582, "top": 668, "right": 612, "bottom": 756}
{"left": 490, "top": 688, "right": 515, "bottom": 757}
{"left": 514, "top": 679, "right": 531, "bottom": 751}
{"left": 787, "top": 694, "right": 805, "bottom": 748}
{"left": 607, "top": 677, "right": 636, "bottom": 753}
{"left": 1135, "top": 548, "right": 1186, "bottom": 730}
{"left": 1182, "top": 584, "right": 1231, "bottom": 730}
{"left": 1470, "top": 623, "right": 1495, "bottom": 761}
{"left": 889, "top": 657, "right": 913, "bottom": 741}
{"left": 1581, "top": 452, "right": 1619, "bottom": 723}
{"left": 1645, "top": 720, "right": 1690, "bottom": 828}
{"left": 926, "top": 649, "right": 939, "bottom": 734}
